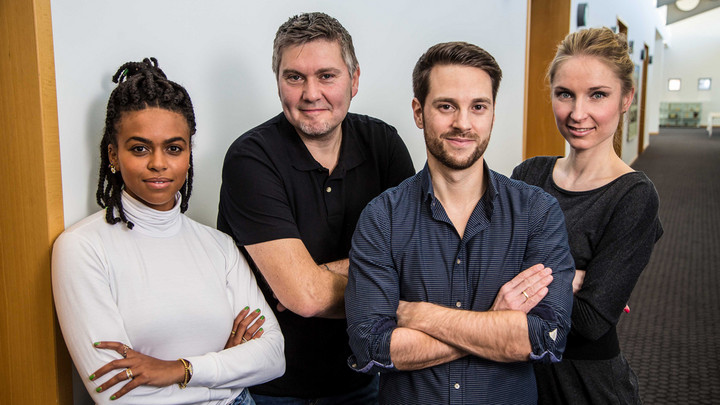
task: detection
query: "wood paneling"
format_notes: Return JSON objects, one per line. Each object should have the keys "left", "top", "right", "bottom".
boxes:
{"left": 0, "top": 0, "right": 71, "bottom": 403}
{"left": 524, "top": 0, "right": 571, "bottom": 159}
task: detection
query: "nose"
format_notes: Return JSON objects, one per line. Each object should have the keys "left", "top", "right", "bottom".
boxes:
{"left": 569, "top": 99, "right": 588, "bottom": 121}
{"left": 453, "top": 109, "right": 472, "bottom": 132}
{"left": 302, "top": 78, "right": 321, "bottom": 102}
{"left": 148, "top": 151, "right": 167, "bottom": 172}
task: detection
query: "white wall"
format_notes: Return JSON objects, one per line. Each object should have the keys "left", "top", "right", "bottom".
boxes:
{"left": 569, "top": 0, "right": 667, "bottom": 163}
{"left": 52, "top": 2, "right": 529, "bottom": 401}
{"left": 52, "top": 0, "right": 528, "bottom": 231}
{"left": 661, "top": 6, "right": 720, "bottom": 124}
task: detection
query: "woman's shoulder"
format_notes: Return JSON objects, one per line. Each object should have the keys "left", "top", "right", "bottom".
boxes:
{"left": 181, "top": 215, "right": 239, "bottom": 249}
{"left": 56, "top": 210, "right": 114, "bottom": 243}
{"left": 514, "top": 156, "right": 558, "bottom": 173}
{"left": 512, "top": 156, "right": 559, "bottom": 185}
{"left": 610, "top": 171, "right": 660, "bottom": 203}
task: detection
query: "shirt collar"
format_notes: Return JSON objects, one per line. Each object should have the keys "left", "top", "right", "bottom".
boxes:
{"left": 420, "top": 160, "right": 499, "bottom": 221}
{"left": 121, "top": 190, "right": 183, "bottom": 237}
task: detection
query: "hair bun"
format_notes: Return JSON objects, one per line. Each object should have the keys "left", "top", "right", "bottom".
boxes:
{"left": 112, "top": 57, "right": 167, "bottom": 84}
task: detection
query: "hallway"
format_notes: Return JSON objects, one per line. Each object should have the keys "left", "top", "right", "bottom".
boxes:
{"left": 617, "top": 128, "right": 720, "bottom": 404}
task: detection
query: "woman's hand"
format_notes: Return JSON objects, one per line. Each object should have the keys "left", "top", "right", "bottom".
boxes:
{"left": 89, "top": 342, "right": 185, "bottom": 400}
{"left": 225, "top": 306, "right": 266, "bottom": 349}
{"left": 572, "top": 269, "right": 630, "bottom": 313}
{"left": 491, "top": 264, "right": 553, "bottom": 313}
{"left": 572, "top": 269, "right": 586, "bottom": 294}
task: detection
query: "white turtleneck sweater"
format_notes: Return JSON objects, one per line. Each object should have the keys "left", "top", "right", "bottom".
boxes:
{"left": 52, "top": 191, "right": 285, "bottom": 405}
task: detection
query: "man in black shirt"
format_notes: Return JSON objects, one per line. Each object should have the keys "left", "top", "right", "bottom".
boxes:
{"left": 217, "top": 12, "right": 415, "bottom": 404}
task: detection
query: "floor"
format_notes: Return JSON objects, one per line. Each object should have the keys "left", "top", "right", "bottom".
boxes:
{"left": 617, "top": 128, "right": 720, "bottom": 404}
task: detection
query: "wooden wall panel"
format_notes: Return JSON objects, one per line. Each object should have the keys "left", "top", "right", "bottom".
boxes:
{"left": 524, "top": 0, "right": 571, "bottom": 159}
{"left": 0, "top": 0, "right": 71, "bottom": 403}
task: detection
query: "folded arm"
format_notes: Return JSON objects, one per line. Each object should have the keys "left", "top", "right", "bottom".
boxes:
{"left": 572, "top": 183, "right": 662, "bottom": 339}
{"left": 245, "top": 239, "right": 348, "bottom": 318}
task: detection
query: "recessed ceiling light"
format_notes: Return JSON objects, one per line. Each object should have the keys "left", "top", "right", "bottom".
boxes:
{"left": 676, "top": 0, "right": 700, "bottom": 11}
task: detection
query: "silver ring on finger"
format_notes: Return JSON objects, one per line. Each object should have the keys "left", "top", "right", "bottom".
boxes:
{"left": 126, "top": 368, "right": 134, "bottom": 380}
{"left": 242, "top": 337, "right": 248, "bottom": 343}
{"left": 122, "top": 344, "right": 131, "bottom": 358}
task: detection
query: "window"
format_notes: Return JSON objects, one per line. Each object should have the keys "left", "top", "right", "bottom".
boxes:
{"left": 668, "top": 78, "right": 681, "bottom": 91}
{"left": 698, "top": 78, "right": 711, "bottom": 91}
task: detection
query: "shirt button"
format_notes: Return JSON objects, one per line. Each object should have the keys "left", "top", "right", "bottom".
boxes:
{"left": 456, "top": 259, "right": 461, "bottom": 264}
{"left": 325, "top": 187, "right": 332, "bottom": 193}
{"left": 455, "top": 301, "right": 462, "bottom": 308}
{"left": 454, "top": 383, "right": 460, "bottom": 389}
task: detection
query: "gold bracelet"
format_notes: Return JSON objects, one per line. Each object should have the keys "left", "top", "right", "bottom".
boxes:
{"left": 177, "top": 358, "right": 192, "bottom": 389}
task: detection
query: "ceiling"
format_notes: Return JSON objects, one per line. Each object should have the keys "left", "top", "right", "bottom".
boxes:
{"left": 657, "top": 0, "right": 720, "bottom": 24}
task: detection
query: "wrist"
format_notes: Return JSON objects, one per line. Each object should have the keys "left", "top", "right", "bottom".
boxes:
{"left": 177, "top": 358, "right": 193, "bottom": 388}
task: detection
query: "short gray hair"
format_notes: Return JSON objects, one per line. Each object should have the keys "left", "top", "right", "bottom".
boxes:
{"left": 272, "top": 12, "right": 359, "bottom": 78}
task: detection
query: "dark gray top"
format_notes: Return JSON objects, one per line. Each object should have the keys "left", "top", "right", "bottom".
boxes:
{"left": 513, "top": 156, "right": 663, "bottom": 359}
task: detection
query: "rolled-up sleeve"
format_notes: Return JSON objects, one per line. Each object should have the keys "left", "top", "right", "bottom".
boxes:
{"left": 345, "top": 196, "right": 400, "bottom": 374}
{"left": 523, "top": 192, "right": 575, "bottom": 363}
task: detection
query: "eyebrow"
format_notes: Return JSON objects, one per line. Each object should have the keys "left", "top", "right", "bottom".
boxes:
{"left": 124, "top": 136, "right": 187, "bottom": 145}
{"left": 281, "top": 67, "right": 343, "bottom": 76}
{"left": 554, "top": 85, "right": 612, "bottom": 92}
{"left": 433, "top": 97, "right": 493, "bottom": 105}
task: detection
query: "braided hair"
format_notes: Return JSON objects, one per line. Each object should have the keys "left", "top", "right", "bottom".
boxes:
{"left": 96, "top": 57, "right": 196, "bottom": 229}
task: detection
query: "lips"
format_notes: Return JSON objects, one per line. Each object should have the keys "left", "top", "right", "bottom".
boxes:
{"left": 144, "top": 178, "right": 173, "bottom": 189}
{"left": 567, "top": 125, "right": 595, "bottom": 136}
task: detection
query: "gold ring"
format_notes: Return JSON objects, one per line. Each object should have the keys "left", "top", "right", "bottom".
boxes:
{"left": 126, "top": 368, "right": 133, "bottom": 380}
{"left": 231, "top": 330, "right": 236, "bottom": 335}
{"left": 122, "top": 345, "right": 130, "bottom": 358}
{"left": 522, "top": 290, "right": 529, "bottom": 300}
{"left": 242, "top": 337, "right": 248, "bottom": 343}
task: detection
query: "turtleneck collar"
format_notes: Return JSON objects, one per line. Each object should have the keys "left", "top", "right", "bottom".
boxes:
{"left": 121, "top": 190, "right": 183, "bottom": 237}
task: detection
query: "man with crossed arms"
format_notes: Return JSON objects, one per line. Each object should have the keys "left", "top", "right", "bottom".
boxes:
{"left": 346, "top": 42, "right": 574, "bottom": 404}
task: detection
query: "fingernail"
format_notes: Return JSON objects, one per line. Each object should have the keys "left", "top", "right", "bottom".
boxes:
{"left": 111, "top": 395, "right": 117, "bottom": 400}
{"left": 260, "top": 315, "right": 265, "bottom": 320}
{"left": 89, "top": 374, "right": 95, "bottom": 381}
{"left": 243, "top": 306, "right": 249, "bottom": 311}
{"left": 96, "top": 387, "right": 103, "bottom": 393}
{"left": 258, "top": 328, "right": 263, "bottom": 332}
{"left": 255, "top": 308, "right": 261, "bottom": 313}
{"left": 93, "top": 342, "right": 100, "bottom": 347}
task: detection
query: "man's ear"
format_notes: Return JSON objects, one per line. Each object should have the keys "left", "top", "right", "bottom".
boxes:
{"left": 350, "top": 66, "right": 360, "bottom": 98}
{"left": 412, "top": 98, "right": 424, "bottom": 129}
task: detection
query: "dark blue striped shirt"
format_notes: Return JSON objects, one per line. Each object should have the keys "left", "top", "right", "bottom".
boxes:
{"left": 346, "top": 163, "right": 574, "bottom": 404}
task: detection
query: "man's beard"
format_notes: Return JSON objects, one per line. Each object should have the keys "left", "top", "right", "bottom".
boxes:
{"left": 297, "top": 121, "right": 334, "bottom": 139}
{"left": 425, "top": 128, "right": 489, "bottom": 170}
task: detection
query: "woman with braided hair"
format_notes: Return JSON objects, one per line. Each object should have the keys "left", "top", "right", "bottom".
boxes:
{"left": 52, "top": 58, "right": 285, "bottom": 405}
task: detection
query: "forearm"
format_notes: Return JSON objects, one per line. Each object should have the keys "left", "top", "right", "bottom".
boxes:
{"left": 400, "top": 302, "right": 531, "bottom": 362}
{"left": 323, "top": 258, "right": 349, "bottom": 277}
{"left": 246, "top": 239, "right": 347, "bottom": 318}
{"left": 390, "top": 327, "right": 467, "bottom": 370}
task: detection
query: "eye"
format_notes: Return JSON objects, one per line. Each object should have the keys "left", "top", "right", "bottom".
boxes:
{"left": 130, "top": 145, "right": 149, "bottom": 154}
{"left": 285, "top": 74, "right": 303, "bottom": 83}
{"left": 167, "top": 145, "right": 184, "bottom": 154}
{"left": 591, "top": 91, "right": 608, "bottom": 100}
{"left": 438, "top": 104, "right": 454, "bottom": 111}
{"left": 472, "top": 104, "right": 487, "bottom": 111}
{"left": 555, "top": 91, "right": 572, "bottom": 99}
{"left": 320, "top": 73, "right": 336, "bottom": 80}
